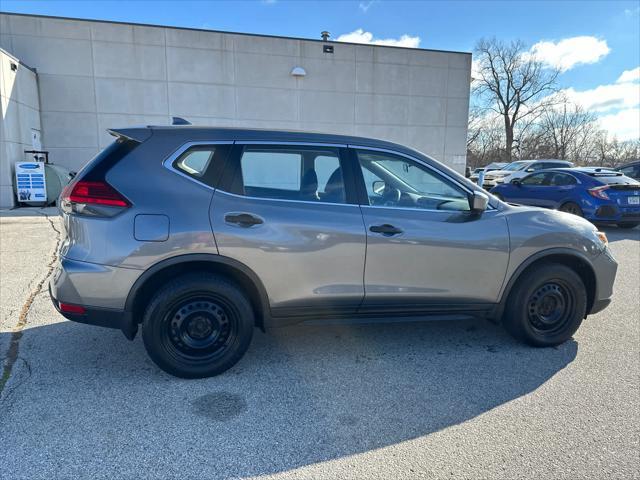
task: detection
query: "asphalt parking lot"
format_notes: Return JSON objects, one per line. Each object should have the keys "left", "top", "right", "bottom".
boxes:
{"left": 1, "top": 208, "right": 638, "bottom": 479}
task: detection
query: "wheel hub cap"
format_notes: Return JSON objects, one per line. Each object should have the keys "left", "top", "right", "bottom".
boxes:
{"left": 527, "top": 282, "right": 572, "bottom": 332}
{"left": 168, "top": 300, "right": 231, "bottom": 356}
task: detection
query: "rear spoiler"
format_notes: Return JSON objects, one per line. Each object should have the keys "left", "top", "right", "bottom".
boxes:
{"left": 107, "top": 128, "right": 152, "bottom": 143}
{"left": 588, "top": 172, "right": 623, "bottom": 177}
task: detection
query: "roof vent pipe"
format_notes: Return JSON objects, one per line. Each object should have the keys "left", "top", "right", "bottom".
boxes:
{"left": 321, "top": 31, "right": 330, "bottom": 42}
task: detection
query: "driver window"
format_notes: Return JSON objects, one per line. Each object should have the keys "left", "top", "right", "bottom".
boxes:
{"left": 355, "top": 150, "right": 470, "bottom": 211}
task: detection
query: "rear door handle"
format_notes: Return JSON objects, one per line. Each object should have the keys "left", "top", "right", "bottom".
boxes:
{"left": 225, "top": 213, "right": 264, "bottom": 227}
{"left": 369, "top": 224, "right": 403, "bottom": 236}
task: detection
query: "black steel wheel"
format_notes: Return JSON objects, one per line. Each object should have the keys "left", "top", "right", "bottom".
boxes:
{"left": 559, "top": 202, "right": 583, "bottom": 217}
{"left": 142, "top": 273, "right": 254, "bottom": 378}
{"left": 503, "top": 264, "right": 587, "bottom": 347}
{"left": 526, "top": 282, "right": 574, "bottom": 336}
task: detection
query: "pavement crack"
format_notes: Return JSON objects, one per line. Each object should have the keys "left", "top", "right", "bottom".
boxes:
{"left": 0, "top": 210, "right": 61, "bottom": 398}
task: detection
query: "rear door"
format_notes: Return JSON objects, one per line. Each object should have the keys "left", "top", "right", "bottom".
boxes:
{"left": 210, "top": 143, "right": 366, "bottom": 318}
{"left": 512, "top": 172, "right": 553, "bottom": 206}
{"left": 546, "top": 172, "right": 579, "bottom": 207}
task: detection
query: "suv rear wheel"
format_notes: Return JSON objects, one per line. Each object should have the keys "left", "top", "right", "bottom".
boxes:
{"left": 503, "top": 264, "right": 587, "bottom": 347}
{"left": 142, "top": 273, "right": 254, "bottom": 378}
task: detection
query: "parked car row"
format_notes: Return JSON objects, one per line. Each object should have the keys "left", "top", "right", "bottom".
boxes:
{"left": 482, "top": 159, "right": 574, "bottom": 188}
{"left": 489, "top": 166, "right": 640, "bottom": 229}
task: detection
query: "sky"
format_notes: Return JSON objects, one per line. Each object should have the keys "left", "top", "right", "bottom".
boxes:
{"left": 2, "top": 0, "right": 639, "bottom": 140}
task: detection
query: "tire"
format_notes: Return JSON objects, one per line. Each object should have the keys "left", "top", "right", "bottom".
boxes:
{"left": 559, "top": 202, "right": 583, "bottom": 217}
{"left": 617, "top": 222, "right": 639, "bottom": 229}
{"left": 142, "top": 273, "right": 254, "bottom": 378}
{"left": 503, "top": 264, "right": 587, "bottom": 347}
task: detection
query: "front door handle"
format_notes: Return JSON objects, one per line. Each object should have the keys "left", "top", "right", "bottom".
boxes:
{"left": 225, "top": 213, "right": 264, "bottom": 227}
{"left": 369, "top": 224, "right": 403, "bottom": 236}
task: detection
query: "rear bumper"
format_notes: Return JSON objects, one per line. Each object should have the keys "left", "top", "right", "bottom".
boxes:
{"left": 585, "top": 203, "right": 640, "bottom": 223}
{"left": 49, "top": 256, "right": 141, "bottom": 339}
{"left": 49, "top": 284, "right": 138, "bottom": 339}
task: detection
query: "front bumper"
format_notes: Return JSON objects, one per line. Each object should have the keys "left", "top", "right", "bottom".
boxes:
{"left": 483, "top": 178, "right": 508, "bottom": 188}
{"left": 589, "top": 247, "right": 618, "bottom": 314}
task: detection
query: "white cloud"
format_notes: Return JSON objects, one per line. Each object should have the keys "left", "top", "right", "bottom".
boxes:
{"left": 558, "top": 67, "right": 640, "bottom": 140}
{"left": 598, "top": 108, "right": 640, "bottom": 141}
{"left": 617, "top": 66, "right": 640, "bottom": 83}
{"left": 336, "top": 28, "right": 420, "bottom": 48}
{"left": 563, "top": 82, "right": 640, "bottom": 112}
{"left": 528, "top": 36, "right": 610, "bottom": 72}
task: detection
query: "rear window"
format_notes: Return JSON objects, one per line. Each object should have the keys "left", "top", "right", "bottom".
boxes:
{"left": 76, "top": 139, "right": 138, "bottom": 182}
{"left": 593, "top": 174, "right": 639, "bottom": 185}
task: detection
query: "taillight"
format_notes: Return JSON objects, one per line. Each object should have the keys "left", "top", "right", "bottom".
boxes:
{"left": 59, "top": 302, "right": 86, "bottom": 314}
{"left": 62, "top": 180, "right": 130, "bottom": 210}
{"left": 588, "top": 185, "right": 610, "bottom": 200}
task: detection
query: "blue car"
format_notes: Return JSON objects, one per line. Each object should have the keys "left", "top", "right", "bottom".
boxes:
{"left": 491, "top": 167, "right": 640, "bottom": 228}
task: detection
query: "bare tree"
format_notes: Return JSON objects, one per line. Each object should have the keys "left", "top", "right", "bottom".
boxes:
{"left": 466, "top": 109, "right": 504, "bottom": 167}
{"left": 473, "top": 38, "right": 559, "bottom": 162}
{"left": 538, "top": 95, "right": 598, "bottom": 160}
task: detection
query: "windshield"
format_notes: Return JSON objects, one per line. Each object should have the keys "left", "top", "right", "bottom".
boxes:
{"left": 502, "top": 161, "right": 532, "bottom": 171}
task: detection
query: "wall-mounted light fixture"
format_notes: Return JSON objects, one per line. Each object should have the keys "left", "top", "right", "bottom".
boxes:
{"left": 290, "top": 66, "right": 307, "bottom": 77}
{"left": 10, "top": 62, "right": 18, "bottom": 72}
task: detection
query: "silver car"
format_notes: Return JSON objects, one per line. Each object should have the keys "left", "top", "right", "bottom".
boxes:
{"left": 50, "top": 127, "right": 618, "bottom": 378}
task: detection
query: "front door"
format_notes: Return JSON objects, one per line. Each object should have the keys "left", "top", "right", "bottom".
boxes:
{"left": 210, "top": 143, "right": 366, "bottom": 318}
{"left": 352, "top": 148, "right": 510, "bottom": 311}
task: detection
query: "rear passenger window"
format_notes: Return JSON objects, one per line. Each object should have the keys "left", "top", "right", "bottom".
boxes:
{"left": 241, "top": 150, "right": 302, "bottom": 191}
{"left": 549, "top": 173, "right": 576, "bottom": 186}
{"left": 232, "top": 146, "right": 347, "bottom": 203}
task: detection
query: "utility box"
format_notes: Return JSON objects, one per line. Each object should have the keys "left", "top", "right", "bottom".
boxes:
{"left": 15, "top": 160, "right": 47, "bottom": 205}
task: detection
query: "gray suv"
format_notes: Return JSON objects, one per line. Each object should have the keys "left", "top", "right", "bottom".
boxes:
{"left": 50, "top": 127, "right": 618, "bottom": 378}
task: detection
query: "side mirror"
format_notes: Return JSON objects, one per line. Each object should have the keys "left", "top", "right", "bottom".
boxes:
{"left": 372, "top": 180, "right": 385, "bottom": 195}
{"left": 470, "top": 191, "right": 489, "bottom": 213}
{"left": 511, "top": 179, "right": 521, "bottom": 186}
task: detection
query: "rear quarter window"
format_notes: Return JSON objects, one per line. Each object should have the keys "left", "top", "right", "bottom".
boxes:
{"left": 171, "top": 144, "right": 232, "bottom": 187}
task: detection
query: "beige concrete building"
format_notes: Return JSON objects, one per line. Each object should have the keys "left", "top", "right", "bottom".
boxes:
{"left": 0, "top": 12, "right": 471, "bottom": 208}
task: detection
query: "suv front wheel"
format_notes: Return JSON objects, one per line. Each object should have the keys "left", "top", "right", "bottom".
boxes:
{"left": 142, "top": 273, "right": 254, "bottom": 378}
{"left": 503, "top": 264, "right": 587, "bottom": 347}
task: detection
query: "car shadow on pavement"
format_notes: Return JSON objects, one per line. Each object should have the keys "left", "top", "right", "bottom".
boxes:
{"left": 1, "top": 317, "right": 577, "bottom": 478}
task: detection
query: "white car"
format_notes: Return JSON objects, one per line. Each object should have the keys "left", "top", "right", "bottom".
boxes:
{"left": 482, "top": 160, "right": 573, "bottom": 188}
{"left": 469, "top": 162, "right": 507, "bottom": 182}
